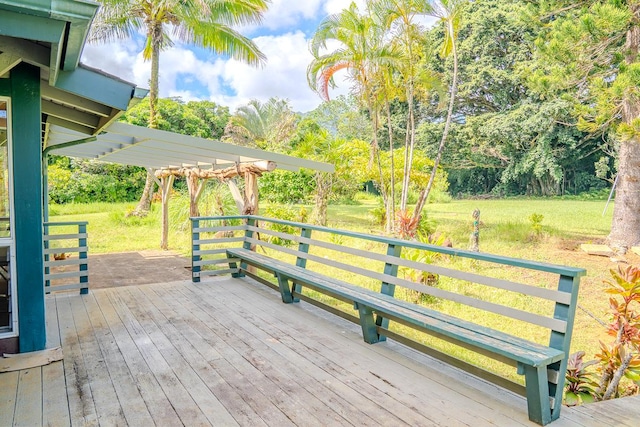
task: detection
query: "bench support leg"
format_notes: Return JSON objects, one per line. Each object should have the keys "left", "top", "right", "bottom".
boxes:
{"left": 275, "top": 273, "right": 294, "bottom": 304}
{"left": 355, "top": 304, "right": 379, "bottom": 344}
{"left": 291, "top": 282, "right": 302, "bottom": 303}
{"left": 522, "top": 364, "right": 554, "bottom": 425}
{"left": 226, "top": 253, "right": 245, "bottom": 278}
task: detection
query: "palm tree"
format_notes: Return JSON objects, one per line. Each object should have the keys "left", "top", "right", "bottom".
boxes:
{"left": 223, "top": 97, "right": 297, "bottom": 153}
{"left": 412, "top": 0, "right": 465, "bottom": 225}
{"left": 374, "top": 0, "right": 434, "bottom": 215}
{"left": 307, "top": 2, "right": 400, "bottom": 231}
{"left": 90, "top": 0, "right": 268, "bottom": 215}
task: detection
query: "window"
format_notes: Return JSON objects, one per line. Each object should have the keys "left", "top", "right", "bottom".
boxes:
{"left": 0, "top": 97, "right": 15, "bottom": 335}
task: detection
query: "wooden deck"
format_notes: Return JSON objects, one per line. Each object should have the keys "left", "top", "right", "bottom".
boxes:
{"left": 1, "top": 276, "right": 639, "bottom": 426}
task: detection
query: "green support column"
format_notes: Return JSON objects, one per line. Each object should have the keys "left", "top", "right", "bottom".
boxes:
{"left": 11, "top": 63, "right": 46, "bottom": 352}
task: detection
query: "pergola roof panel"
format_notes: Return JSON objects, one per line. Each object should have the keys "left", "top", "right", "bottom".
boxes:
{"left": 46, "top": 122, "right": 334, "bottom": 173}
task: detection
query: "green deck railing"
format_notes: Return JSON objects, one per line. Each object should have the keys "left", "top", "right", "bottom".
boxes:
{"left": 44, "top": 221, "right": 88, "bottom": 294}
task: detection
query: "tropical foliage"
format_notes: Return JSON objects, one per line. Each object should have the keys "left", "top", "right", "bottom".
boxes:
{"left": 565, "top": 265, "right": 640, "bottom": 404}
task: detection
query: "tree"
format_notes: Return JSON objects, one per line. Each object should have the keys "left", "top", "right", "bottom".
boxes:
{"left": 122, "top": 97, "right": 230, "bottom": 138}
{"left": 90, "top": 0, "right": 267, "bottom": 216}
{"left": 307, "top": 2, "right": 399, "bottom": 231}
{"left": 374, "top": 0, "right": 436, "bottom": 214}
{"left": 293, "top": 119, "right": 369, "bottom": 225}
{"left": 529, "top": 1, "right": 640, "bottom": 251}
{"left": 412, "top": 0, "right": 466, "bottom": 225}
{"left": 223, "top": 97, "right": 297, "bottom": 152}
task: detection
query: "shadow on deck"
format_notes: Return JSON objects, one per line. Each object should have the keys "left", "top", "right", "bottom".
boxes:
{"left": 1, "top": 273, "right": 639, "bottom": 425}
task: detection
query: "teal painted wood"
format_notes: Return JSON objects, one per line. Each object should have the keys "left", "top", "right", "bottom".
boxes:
{"left": 78, "top": 223, "right": 88, "bottom": 294}
{"left": 549, "top": 274, "right": 582, "bottom": 421}
{"left": 0, "top": 78, "right": 10, "bottom": 94}
{"left": 44, "top": 223, "right": 50, "bottom": 292}
{"left": 194, "top": 215, "right": 585, "bottom": 425}
{"left": 292, "top": 227, "right": 312, "bottom": 302}
{"left": 377, "top": 243, "right": 402, "bottom": 342}
{"left": 275, "top": 273, "right": 294, "bottom": 303}
{"left": 197, "top": 215, "right": 585, "bottom": 278}
{"left": 226, "top": 248, "right": 564, "bottom": 366}
{"left": 43, "top": 221, "right": 89, "bottom": 294}
{"left": 191, "top": 218, "right": 201, "bottom": 282}
{"left": 524, "top": 365, "right": 553, "bottom": 425}
{"left": 0, "top": 10, "right": 67, "bottom": 43}
{"left": 225, "top": 244, "right": 574, "bottom": 425}
{"left": 243, "top": 218, "right": 255, "bottom": 250}
{"left": 55, "top": 67, "right": 138, "bottom": 110}
{"left": 356, "top": 304, "right": 379, "bottom": 344}
{"left": 11, "top": 63, "right": 46, "bottom": 352}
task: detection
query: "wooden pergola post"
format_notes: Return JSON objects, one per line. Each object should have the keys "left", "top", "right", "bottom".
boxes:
{"left": 160, "top": 174, "right": 174, "bottom": 250}
{"left": 155, "top": 161, "right": 276, "bottom": 250}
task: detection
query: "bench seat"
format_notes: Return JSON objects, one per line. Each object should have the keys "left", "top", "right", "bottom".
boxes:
{"left": 226, "top": 248, "right": 564, "bottom": 369}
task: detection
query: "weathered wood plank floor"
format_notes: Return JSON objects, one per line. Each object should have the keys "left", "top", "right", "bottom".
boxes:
{"left": 1, "top": 276, "right": 639, "bottom": 426}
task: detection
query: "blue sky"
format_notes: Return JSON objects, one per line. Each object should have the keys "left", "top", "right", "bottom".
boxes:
{"left": 82, "top": 0, "right": 368, "bottom": 113}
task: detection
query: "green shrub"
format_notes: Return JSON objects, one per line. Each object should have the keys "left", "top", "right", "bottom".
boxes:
{"left": 259, "top": 170, "right": 315, "bottom": 204}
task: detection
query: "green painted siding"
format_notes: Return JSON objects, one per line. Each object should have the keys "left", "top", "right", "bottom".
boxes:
{"left": 11, "top": 63, "right": 46, "bottom": 352}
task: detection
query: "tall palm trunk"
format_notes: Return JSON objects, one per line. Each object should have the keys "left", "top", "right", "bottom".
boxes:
{"left": 131, "top": 22, "right": 162, "bottom": 216}
{"left": 400, "top": 80, "right": 415, "bottom": 212}
{"left": 412, "top": 24, "right": 458, "bottom": 223}
{"left": 385, "top": 96, "right": 395, "bottom": 233}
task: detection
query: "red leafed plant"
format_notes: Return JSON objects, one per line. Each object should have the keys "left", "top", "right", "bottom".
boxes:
{"left": 395, "top": 210, "right": 420, "bottom": 240}
{"left": 565, "top": 265, "right": 640, "bottom": 404}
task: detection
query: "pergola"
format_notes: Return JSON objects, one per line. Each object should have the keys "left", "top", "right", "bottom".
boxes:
{"left": 44, "top": 121, "right": 334, "bottom": 248}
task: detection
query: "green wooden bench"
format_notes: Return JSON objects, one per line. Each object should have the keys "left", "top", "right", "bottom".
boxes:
{"left": 191, "top": 215, "right": 586, "bottom": 426}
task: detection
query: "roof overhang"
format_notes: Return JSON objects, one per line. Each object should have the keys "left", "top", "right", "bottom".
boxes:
{"left": 0, "top": 0, "right": 100, "bottom": 84}
{"left": 0, "top": 0, "right": 148, "bottom": 139}
{"left": 45, "top": 122, "right": 335, "bottom": 173}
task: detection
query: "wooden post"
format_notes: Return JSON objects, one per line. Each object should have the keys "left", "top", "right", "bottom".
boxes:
{"left": 470, "top": 208, "right": 480, "bottom": 252}
{"left": 243, "top": 171, "right": 259, "bottom": 215}
{"left": 185, "top": 170, "right": 202, "bottom": 218}
{"left": 160, "top": 175, "right": 174, "bottom": 250}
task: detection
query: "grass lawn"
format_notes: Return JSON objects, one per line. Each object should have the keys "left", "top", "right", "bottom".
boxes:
{"left": 49, "top": 196, "right": 638, "bottom": 368}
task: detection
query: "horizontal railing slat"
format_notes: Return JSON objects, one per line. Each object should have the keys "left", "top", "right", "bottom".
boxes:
{"left": 194, "top": 237, "right": 244, "bottom": 245}
{"left": 45, "top": 271, "right": 88, "bottom": 281}
{"left": 43, "top": 246, "right": 88, "bottom": 255}
{"left": 193, "top": 258, "right": 233, "bottom": 267}
{"left": 248, "top": 225, "right": 570, "bottom": 304}
{"left": 43, "top": 233, "right": 88, "bottom": 241}
{"left": 197, "top": 215, "right": 585, "bottom": 277}
{"left": 193, "top": 248, "right": 231, "bottom": 256}
{"left": 193, "top": 225, "right": 244, "bottom": 233}
{"left": 244, "top": 236, "right": 567, "bottom": 333}
{"left": 45, "top": 283, "right": 86, "bottom": 292}
{"left": 44, "top": 258, "right": 85, "bottom": 267}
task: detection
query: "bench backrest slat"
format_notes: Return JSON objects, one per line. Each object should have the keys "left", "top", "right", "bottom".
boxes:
{"left": 249, "top": 225, "right": 571, "bottom": 305}
{"left": 191, "top": 215, "right": 584, "bottom": 346}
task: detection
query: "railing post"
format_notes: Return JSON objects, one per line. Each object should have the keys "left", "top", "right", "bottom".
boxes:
{"left": 291, "top": 227, "right": 312, "bottom": 302}
{"left": 547, "top": 274, "right": 581, "bottom": 422}
{"left": 192, "top": 218, "right": 201, "bottom": 283}
{"left": 243, "top": 216, "right": 255, "bottom": 250}
{"left": 241, "top": 216, "right": 257, "bottom": 273}
{"left": 78, "top": 222, "right": 88, "bottom": 294}
{"left": 377, "top": 243, "right": 402, "bottom": 341}
{"left": 44, "top": 223, "right": 50, "bottom": 294}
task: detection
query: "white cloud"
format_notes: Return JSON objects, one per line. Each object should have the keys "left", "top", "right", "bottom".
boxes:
{"left": 80, "top": 1, "right": 370, "bottom": 114}
{"left": 324, "top": 0, "right": 367, "bottom": 15}
{"left": 260, "top": 0, "right": 324, "bottom": 31}
{"left": 213, "top": 31, "right": 324, "bottom": 112}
